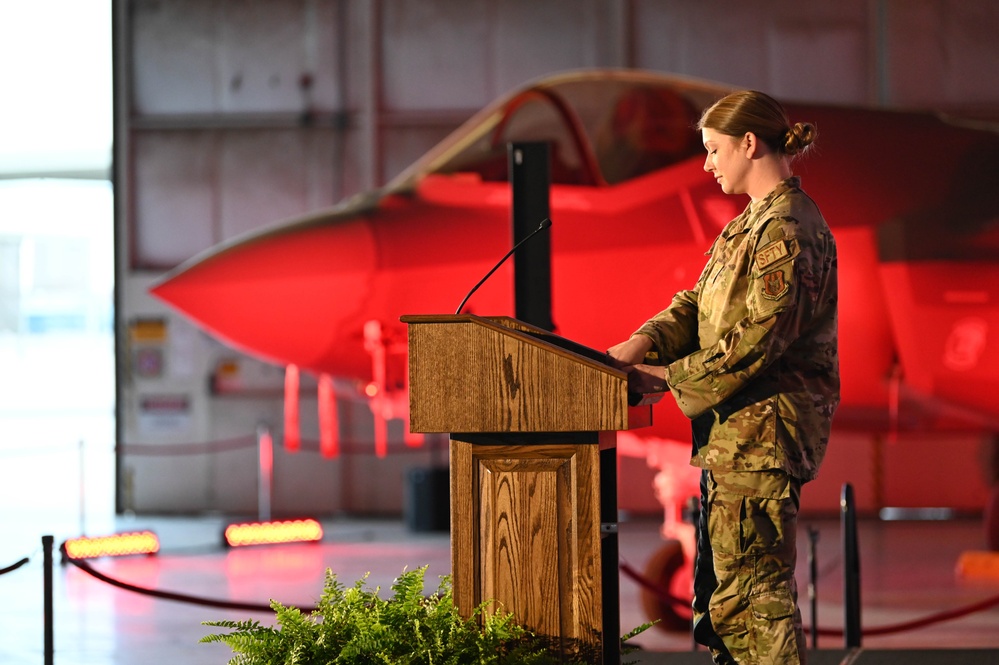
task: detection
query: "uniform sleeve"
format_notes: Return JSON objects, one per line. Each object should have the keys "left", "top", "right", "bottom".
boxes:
{"left": 631, "top": 240, "right": 719, "bottom": 364}
{"left": 633, "top": 288, "right": 701, "bottom": 364}
{"left": 664, "top": 218, "right": 811, "bottom": 419}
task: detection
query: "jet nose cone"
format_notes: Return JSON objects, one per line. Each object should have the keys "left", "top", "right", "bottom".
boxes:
{"left": 150, "top": 218, "right": 377, "bottom": 370}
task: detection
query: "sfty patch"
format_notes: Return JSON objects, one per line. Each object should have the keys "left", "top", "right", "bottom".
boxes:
{"left": 762, "top": 270, "right": 789, "bottom": 300}
{"left": 756, "top": 239, "right": 789, "bottom": 271}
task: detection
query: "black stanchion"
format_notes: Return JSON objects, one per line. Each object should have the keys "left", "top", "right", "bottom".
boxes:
{"left": 841, "top": 483, "right": 862, "bottom": 648}
{"left": 808, "top": 525, "right": 819, "bottom": 649}
{"left": 43, "top": 534, "right": 54, "bottom": 665}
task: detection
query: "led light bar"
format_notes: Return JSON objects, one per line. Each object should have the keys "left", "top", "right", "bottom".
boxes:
{"left": 63, "top": 531, "right": 160, "bottom": 559}
{"left": 223, "top": 518, "right": 323, "bottom": 547}
{"left": 956, "top": 551, "right": 999, "bottom": 582}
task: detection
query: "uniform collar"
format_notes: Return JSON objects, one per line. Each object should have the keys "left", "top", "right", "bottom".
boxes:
{"left": 722, "top": 176, "right": 801, "bottom": 238}
{"left": 752, "top": 176, "right": 801, "bottom": 216}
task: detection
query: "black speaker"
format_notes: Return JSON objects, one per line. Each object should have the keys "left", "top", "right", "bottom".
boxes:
{"left": 404, "top": 466, "right": 450, "bottom": 533}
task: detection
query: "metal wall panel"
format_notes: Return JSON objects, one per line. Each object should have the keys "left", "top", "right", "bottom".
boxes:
{"left": 490, "top": 0, "right": 606, "bottom": 92}
{"left": 131, "top": 0, "right": 222, "bottom": 115}
{"left": 379, "top": 0, "right": 622, "bottom": 111}
{"left": 132, "top": 128, "right": 338, "bottom": 267}
{"left": 216, "top": 129, "right": 338, "bottom": 240}
{"left": 888, "top": 0, "right": 999, "bottom": 108}
{"left": 381, "top": 1, "right": 495, "bottom": 110}
{"left": 217, "top": 0, "right": 333, "bottom": 113}
{"left": 631, "top": 1, "right": 771, "bottom": 91}
{"left": 631, "top": 0, "right": 872, "bottom": 103}
{"left": 765, "top": 20, "right": 869, "bottom": 103}
{"left": 132, "top": 0, "right": 342, "bottom": 115}
{"left": 132, "top": 131, "right": 218, "bottom": 267}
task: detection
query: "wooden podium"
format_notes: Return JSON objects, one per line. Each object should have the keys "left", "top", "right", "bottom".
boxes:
{"left": 402, "top": 314, "right": 655, "bottom": 663}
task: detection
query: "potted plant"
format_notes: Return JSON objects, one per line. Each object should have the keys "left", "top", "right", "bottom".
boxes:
{"left": 202, "top": 565, "right": 652, "bottom": 663}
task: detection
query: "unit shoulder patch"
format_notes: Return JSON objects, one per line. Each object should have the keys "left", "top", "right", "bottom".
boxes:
{"left": 761, "top": 270, "right": 790, "bottom": 300}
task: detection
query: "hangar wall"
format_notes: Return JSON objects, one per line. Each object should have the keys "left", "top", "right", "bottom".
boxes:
{"left": 116, "top": 0, "right": 999, "bottom": 516}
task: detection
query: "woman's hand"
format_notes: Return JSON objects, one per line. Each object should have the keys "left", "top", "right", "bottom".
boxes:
{"left": 606, "top": 334, "right": 653, "bottom": 367}
{"left": 625, "top": 363, "right": 669, "bottom": 394}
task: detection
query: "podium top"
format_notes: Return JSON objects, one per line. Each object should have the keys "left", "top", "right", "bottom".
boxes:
{"left": 402, "top": 314, "right": 655, "bottom": 434}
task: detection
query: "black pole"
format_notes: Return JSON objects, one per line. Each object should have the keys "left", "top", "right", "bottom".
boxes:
{"left": 841, "top": 483, "right": 862, "bottom": 648}
{"left": 43, "top": 535, "right": 54, "bottom": 665}
{"left": 508, "top": 142, "right": 552, "bottom": 331}
{"left": 808, "top": 525, "right": 819, "bottom": 649}
{"left": 599, "top": 445, "right": 620, "bottom": 665}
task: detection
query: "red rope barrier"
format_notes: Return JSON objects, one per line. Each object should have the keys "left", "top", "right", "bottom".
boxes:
{"left": 118, "top": 437, "right": 432, "bottom": 457}
{"left": 619, "top": 560, "right": 690, "bottom": 610}
{"left": 814, "top": 592, "right": 999, "bottom": 638}
{"left": 0, "top": 557, "right": 29, "bottom": 576}
{"left": 119, "top": 436, "right": 256, "bottom": 456}
{"left": 65, "top": 539, "right": 999, "bottom": 638}
{"left": 62, "top": 546, "right": 315, "bottom": 614}
{"left": 619, "top": 559, "right": 999, "bottom": 638}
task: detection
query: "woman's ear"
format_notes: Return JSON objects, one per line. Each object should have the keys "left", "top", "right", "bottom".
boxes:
{"left": 743, "top": 131, "right": 758, "bottom": 159}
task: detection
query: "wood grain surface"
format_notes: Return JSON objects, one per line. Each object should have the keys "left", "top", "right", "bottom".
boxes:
{"left": 405, "top": 315, "right": 635, "bottom": 433}
{"left": 451, "top": 440, "right": 603, "bottom": 652}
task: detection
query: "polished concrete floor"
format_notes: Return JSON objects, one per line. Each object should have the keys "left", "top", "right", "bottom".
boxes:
{"left": 2, "top": 507, "right": 998, "bottom": 664}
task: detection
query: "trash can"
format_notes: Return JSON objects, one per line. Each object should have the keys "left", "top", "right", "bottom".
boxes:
{"left": 404, "top": 466, "right": 450, "bottom": 533}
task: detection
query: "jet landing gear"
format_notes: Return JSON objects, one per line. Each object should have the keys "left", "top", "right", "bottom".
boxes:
{"left": 638, "top": 537, "right": 693, "bottom": 632}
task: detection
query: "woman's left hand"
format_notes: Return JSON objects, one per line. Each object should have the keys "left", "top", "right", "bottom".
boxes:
{"left": 626, "top": 363, "right": 669, "bottom": 394}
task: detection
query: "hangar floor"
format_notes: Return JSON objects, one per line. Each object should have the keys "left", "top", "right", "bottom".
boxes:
{"left": 2, "top": 510, "right": 998, "bottom": 664}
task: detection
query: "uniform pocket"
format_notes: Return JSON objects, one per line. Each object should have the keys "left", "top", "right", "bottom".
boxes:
{"left": 750, "top": 587, "right": 795, "bottom": 621}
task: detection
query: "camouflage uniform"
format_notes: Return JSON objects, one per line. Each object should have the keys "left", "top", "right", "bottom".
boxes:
{"left": 635, "top": 177, "right": 839, "bottom": 664}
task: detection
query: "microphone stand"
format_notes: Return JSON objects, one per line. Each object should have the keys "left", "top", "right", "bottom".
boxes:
{"left": 454, "top": 218, "right": 552, "bottom": 315}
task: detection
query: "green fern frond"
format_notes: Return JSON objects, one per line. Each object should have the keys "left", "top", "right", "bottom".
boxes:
{"left": 202, "top": 565, "right": 648, "bottom": 664}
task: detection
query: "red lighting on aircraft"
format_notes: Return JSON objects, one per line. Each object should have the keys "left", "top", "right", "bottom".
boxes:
{"left": 223, "top": 518, "right": 324, "bottom": 547}
{"left": 63, "top": 531, "right": 160, "bottom": 559}
{"left": 318, "top": 373, "right": 339, "bottom": 458}
{"left": 283, "top": 364, "right": 300, "bottom": 452}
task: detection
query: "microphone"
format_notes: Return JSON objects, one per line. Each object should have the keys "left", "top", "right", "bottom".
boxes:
{"left": 455, "top": 217, "right": 552, "bottom": 315}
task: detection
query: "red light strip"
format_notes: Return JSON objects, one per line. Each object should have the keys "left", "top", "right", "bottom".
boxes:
{"left": 63, "top": 531, "right": 160, "bottom": 559}
{"left": 223, "top": 518, "right": 323, "bottom": 547}
{"left": 284, "top": 364, "right": 300, "bottom": 452}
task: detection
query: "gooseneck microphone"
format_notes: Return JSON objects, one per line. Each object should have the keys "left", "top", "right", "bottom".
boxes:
{"left": 455, "top": 218, "right": 552, "bottom": 315}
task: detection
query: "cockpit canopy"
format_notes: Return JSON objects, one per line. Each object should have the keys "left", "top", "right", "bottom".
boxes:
{"left": 404, "top": 72, "right": 729, "bottom": 187}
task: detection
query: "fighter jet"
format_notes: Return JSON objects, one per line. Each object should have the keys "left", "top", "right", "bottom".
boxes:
{"left": 151, "top": 68, "right": 999, "bottom": 435}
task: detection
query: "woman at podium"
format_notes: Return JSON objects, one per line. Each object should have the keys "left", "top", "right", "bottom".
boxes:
{"left": 607, "top": 89, "right": 839, "bottom": 665}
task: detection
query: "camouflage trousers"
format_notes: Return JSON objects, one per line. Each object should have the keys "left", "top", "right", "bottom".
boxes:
{"left": 692, "top": 469, "right": 806, "bottom": 664}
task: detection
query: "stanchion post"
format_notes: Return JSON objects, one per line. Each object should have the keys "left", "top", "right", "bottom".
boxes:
{"left": 257, "top": 424, "right": 273, "bottom": 521}
{"left": 841, "top": 483, "right": 862, "bottom": 648}
{"left": 43, "top": 534, "right": 54, "bottom": 665}
{"left": 79, "top": 439, "right": 86, "bottom": 536}
{"left": 691, "top": 492, "right": 702, "bottom": 654}
{"left": 808, "top": 525, "right": 819, "bottom": 649}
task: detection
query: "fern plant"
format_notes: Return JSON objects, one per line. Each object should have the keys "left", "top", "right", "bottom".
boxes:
{"left": 202, "top": 566, "right": 652, "bottom": 664}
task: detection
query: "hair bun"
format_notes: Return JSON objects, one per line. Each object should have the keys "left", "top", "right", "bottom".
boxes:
{"left": 784, "top": 122, "right": 817, "bottom": 156}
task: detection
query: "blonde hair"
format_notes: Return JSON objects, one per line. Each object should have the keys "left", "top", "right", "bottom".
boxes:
{"left": 698, "top": 90, "right": 816, "bottom": 157}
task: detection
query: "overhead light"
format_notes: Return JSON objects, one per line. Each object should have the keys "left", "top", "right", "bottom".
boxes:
{"left": 223, "top": 518, "right": 323, "bottom": 547}
{"left": 63, "top": 531, "right": 160, "bottom": 560}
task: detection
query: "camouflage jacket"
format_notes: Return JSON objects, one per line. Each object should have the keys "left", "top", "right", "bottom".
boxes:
{"left": 635, "top": 177, "right": 839, "bottom": 482}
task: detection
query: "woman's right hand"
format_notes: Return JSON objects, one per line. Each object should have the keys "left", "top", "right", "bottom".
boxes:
{"left": 605, "top": 334, "right": 653, "bottom": 367}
